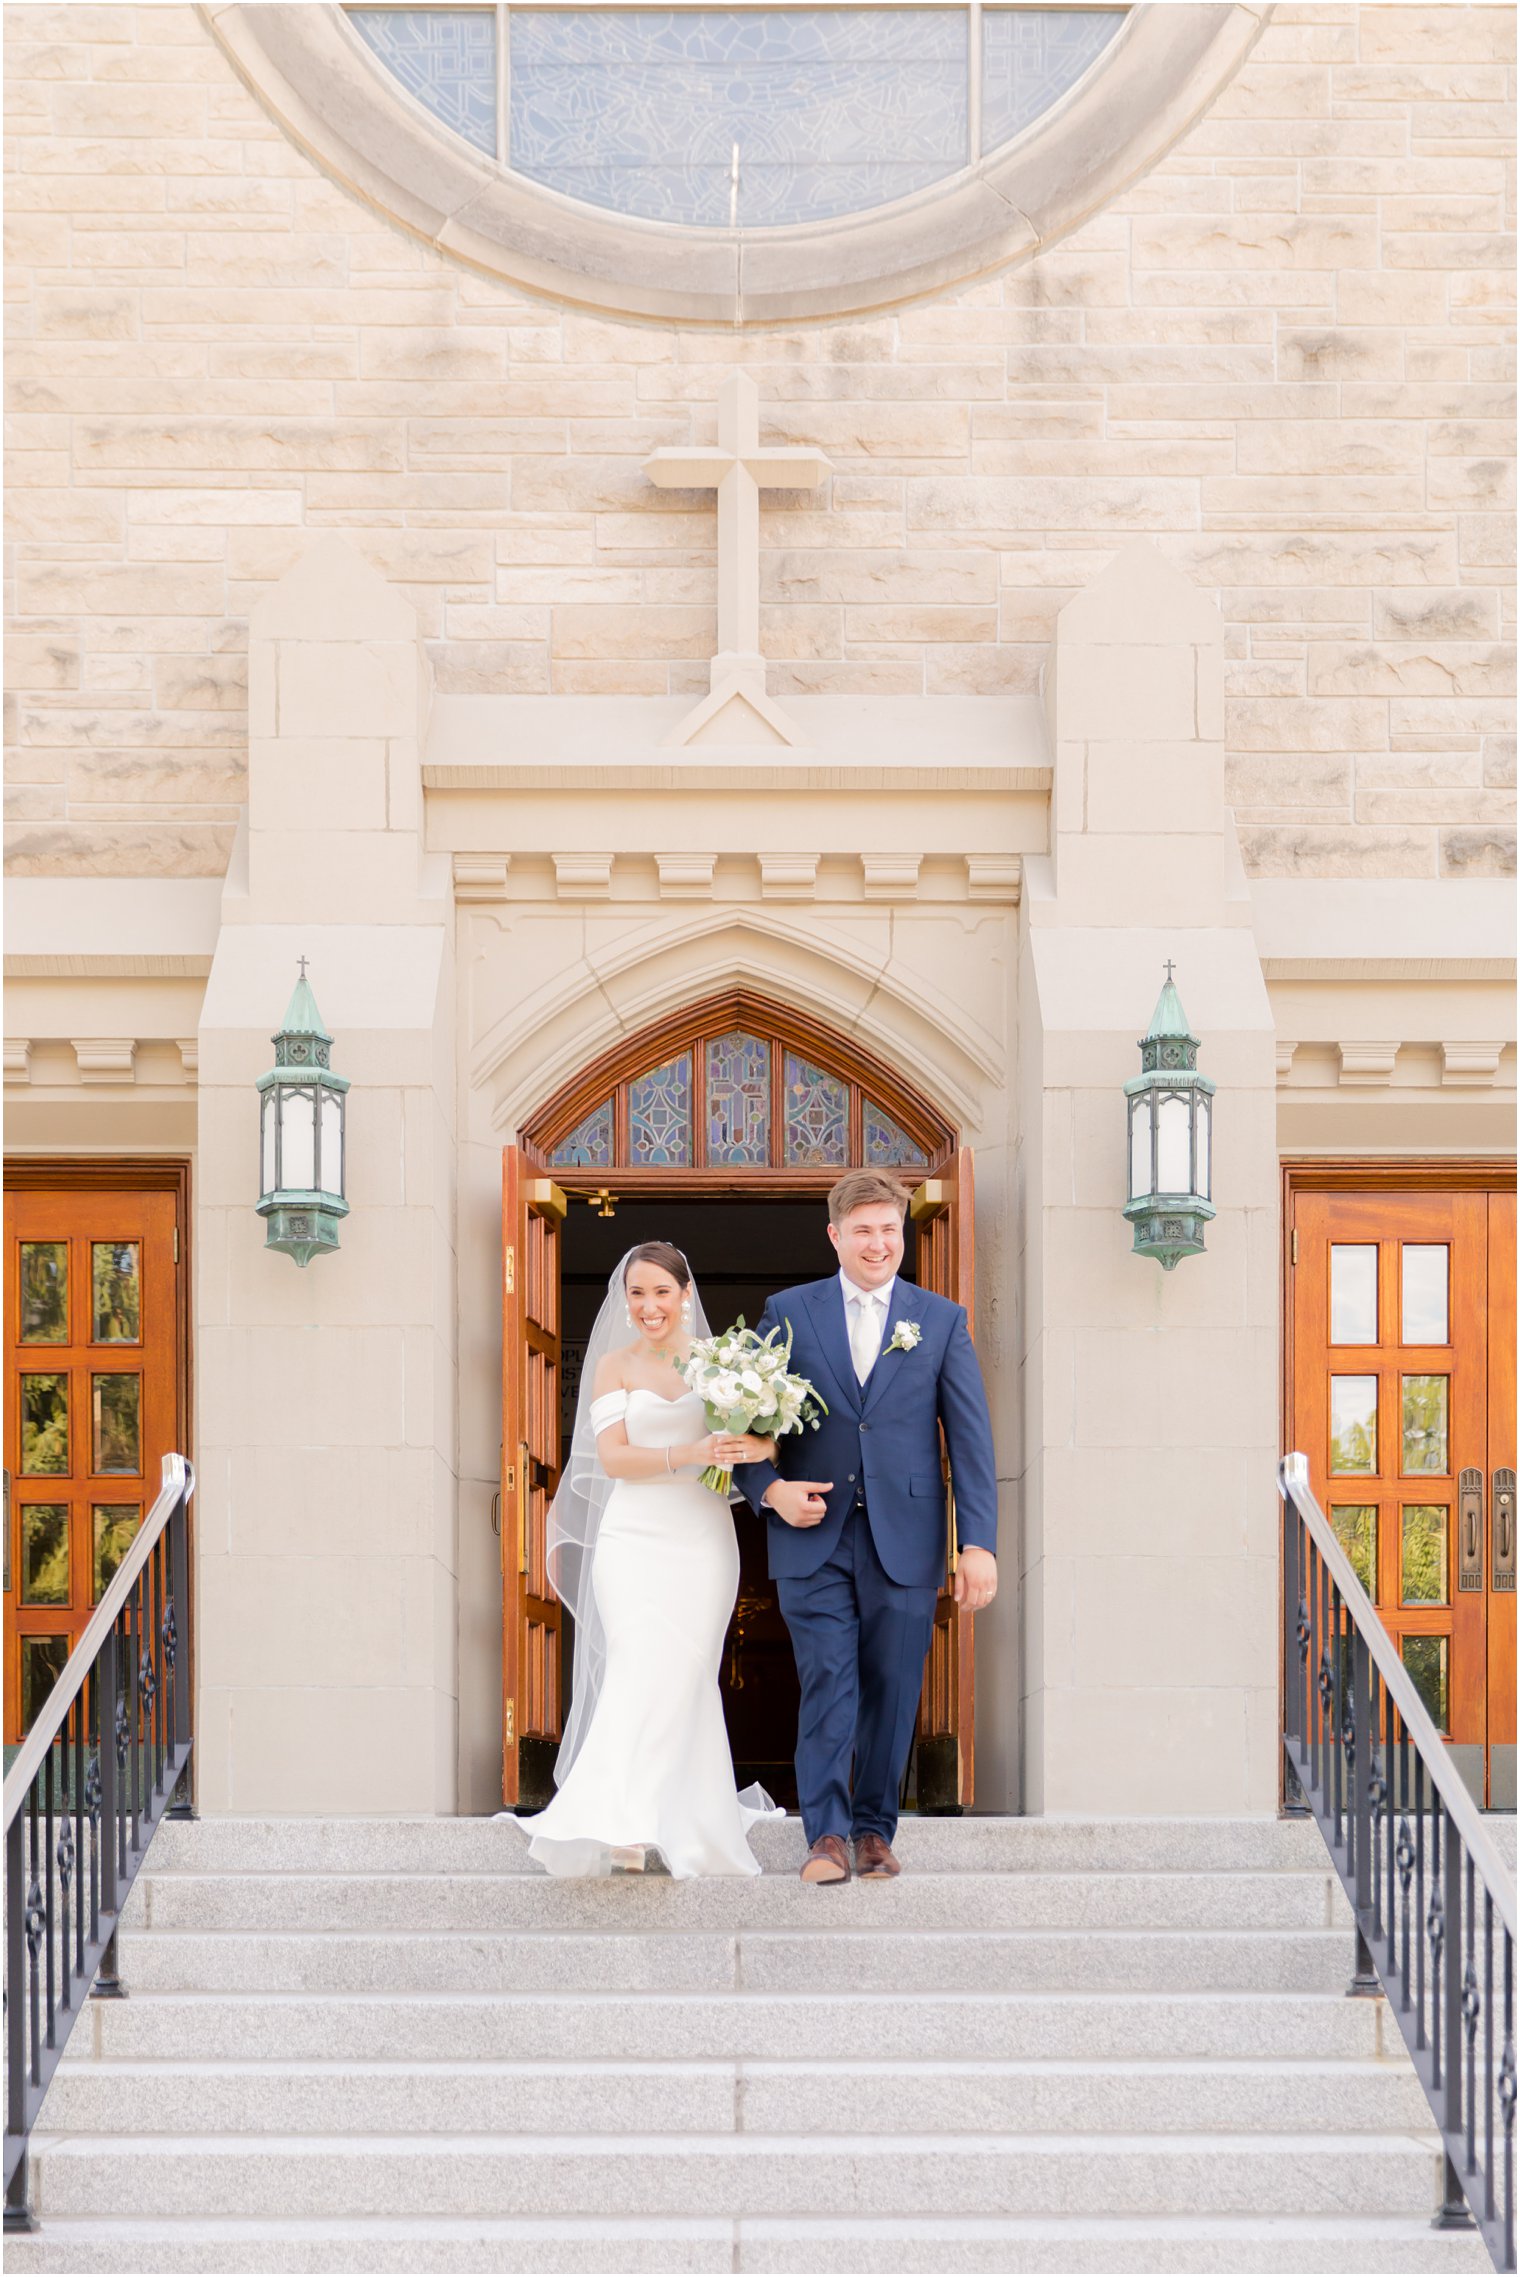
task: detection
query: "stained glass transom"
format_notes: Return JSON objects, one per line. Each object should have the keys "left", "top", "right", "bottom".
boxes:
{"left": 980, "top": 8, "right": 1126, "bottom": 153}
{"left": 539, "top": 1022, "right": 944, "bottom": 1169}
{"left": 349, "top": 9, "right": 498, "bottom": 155}
{"left": 549, "top": 1099, "right": 613, "bottom": 1169}
{"left": 864, "top": 1100, "right": 929, "bottom": 1169}
{"left": 706, "top": 1033, "right": 771, "bottom": 1164}
{"left": 784, "top": 1053, "right": 849, "bottom": 1168}
{"left": 629, "top": 1053, "right": 694, "bottom": 1167}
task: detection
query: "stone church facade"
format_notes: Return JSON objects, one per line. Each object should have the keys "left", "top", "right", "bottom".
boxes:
{"left": 4, "top": 0, "right": 1514, "bottom": 1832}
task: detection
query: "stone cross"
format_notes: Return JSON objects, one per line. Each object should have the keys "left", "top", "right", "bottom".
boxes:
{"left": 643, "top": 371, "right": 830, "bottom": 747}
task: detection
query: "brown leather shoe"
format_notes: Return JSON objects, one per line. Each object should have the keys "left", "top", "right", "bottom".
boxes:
{"left": 854, "top": 1833, "right": 901, "bottom": 1879}
{"left": 799, "top": 1834, "right": 851, "bottom": 1885}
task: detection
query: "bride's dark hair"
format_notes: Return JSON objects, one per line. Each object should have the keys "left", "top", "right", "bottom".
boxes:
{"left": 622, "top": 1241, "right": 691, "bottom": 1289}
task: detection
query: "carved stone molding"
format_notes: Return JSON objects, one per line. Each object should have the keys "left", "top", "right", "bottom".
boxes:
{"left": 758, "top": 856, "right": 820, "bottom": 900}
{"left": 1275, "top": 1041, "right": 1298, "bottom": 1081}
{"left": 1337, "top": 1041, "right": 1399, "bottom": 1088}
{"left": 862, "top": 855, "right": 922, "bottom": 900}
{"left": 655, "top": 853, "right": 717, "bottom": 900}
{"left": 453, "top": 855, "right": 511, "bottom": 903}
{"left": 4, "top": 1040, "right": 32, "bottom": 1085}
{"left": 72, "top": 1038, "right": 138, "bottom": 1085}
{"left": 965, "top": 855, "right": 1022, "bottom": 903}
{"left": 177, "top": 1039, "right": 201, "bottom": 1079}
{"left": 552, "top": 855, "right": 614, "bottom": 901}
{"left": 1441, "top": 1040, "right": 1506, "bottom": 1087}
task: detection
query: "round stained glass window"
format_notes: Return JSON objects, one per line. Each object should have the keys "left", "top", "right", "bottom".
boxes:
{"left": 206, "top": 3, "right": 1261, "bottom": 323}
{"left": 347, "top": 5, "right": 1127, "bottom": 227}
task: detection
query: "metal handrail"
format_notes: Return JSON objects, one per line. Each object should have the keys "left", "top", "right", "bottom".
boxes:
{"left": 1280, "top": 1451, "right": 1517, "bottom": 2272}
{"left": 3, "top": 1455, "right": 192, "bottom": 1824}
{"left": 1282, "top": 1455, "right": 1516, "bottom": 1930}
{"left": 4, "top": 1452, "right": 194, "bottom": 2233}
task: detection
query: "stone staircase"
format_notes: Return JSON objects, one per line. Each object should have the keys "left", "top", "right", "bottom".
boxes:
{"left": 10, "top": 1815, "right": 1497, "bottom": 2275}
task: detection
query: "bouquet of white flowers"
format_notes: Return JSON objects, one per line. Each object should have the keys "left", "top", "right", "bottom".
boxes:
{"left": 681, "top": 1318, "right": 828, "bottom": 1498}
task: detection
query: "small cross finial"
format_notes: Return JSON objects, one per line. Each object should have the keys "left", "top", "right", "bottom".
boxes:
{"left": 297, "top": 955, "right": 309, "bottom": 981}
{"left": 1163, "top": 959, "right": 1176, "bottom": 985}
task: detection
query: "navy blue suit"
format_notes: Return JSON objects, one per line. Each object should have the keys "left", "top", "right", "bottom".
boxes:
{"left": 736, "top": 1275, "right": 997, "bottom": 1844}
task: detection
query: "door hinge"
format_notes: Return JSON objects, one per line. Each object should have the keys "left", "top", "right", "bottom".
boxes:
{"left": 504, "top": 1698, "right": 515, "bottom": 1744}
{"left": 173, "top": 1226, "right": 180, "bottom": 1264}
{"left": 504, "top": 1243, "right": 515, "bottom": 1296}
{"left": 1290, "top": 1228, "right": 1298, "bottom": 1265}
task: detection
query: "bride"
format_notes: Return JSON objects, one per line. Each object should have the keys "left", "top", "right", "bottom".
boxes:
{"left": 510, "top": 1241, "right": 783, "bottom": 1879}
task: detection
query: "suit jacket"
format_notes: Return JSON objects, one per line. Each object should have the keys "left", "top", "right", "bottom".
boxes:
{"left": 735, "top": 1276, "right": 998, "bottom": 1590}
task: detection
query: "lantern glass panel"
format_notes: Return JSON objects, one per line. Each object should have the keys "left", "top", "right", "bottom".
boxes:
{"left": 1128, "top": 1096, "right": 1150, "bottom": 1202}
{"left": 261, "top": 1091, "right": 277, "bottom": 1199}
{"left": 1156, "top": 1093, "right": 1190, "bottom": 1193}
{"left": 282, "top": 1087, "right": 316, "bottom": 1190}
{"left": 1197, "top": 1092, "right": 1212, "bottom": 1200}
{"left": 320, "top": 1087, "right": 344, "bottom": 1198}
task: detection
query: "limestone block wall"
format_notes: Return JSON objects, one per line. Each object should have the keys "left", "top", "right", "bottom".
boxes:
{"left": 194, "top": 541, "right": 460, "bottom": 1813}
{"left": 1019, "top": 543, "right": 1279, "bottom": 1816}
{"left": 4, "top": 3, "right": 1514, "bottom": 883}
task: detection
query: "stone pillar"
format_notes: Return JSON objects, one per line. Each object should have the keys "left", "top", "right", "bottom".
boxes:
{"left": 1018, "top": 541, "right": 1278, "bottom": 1816}
{"left": 195, "top": 538, "right": 458, "bottom": 1813}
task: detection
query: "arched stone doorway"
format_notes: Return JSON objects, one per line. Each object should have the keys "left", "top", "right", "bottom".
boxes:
{"left": 501, "top": 990, "right": 977, "bottom": 1815}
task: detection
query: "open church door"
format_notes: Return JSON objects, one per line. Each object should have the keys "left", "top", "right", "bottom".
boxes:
{"left": 500, "top": 1149, "right": 567, "bottom": 1808}
{"left": 911, "top": 1149, "right": 977, "bottom": 1812}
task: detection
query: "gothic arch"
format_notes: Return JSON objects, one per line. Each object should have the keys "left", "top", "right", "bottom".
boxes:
{"left": 523, "top": 989, "right": 955, "bottom": 1188}
{"left": 472, "top": 904, "right": 1005, "bottom": 1141}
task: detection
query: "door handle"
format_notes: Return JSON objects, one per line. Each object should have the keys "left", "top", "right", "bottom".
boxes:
{"left": 1495, "top": 1468, "right": 1516, "bottom": 1594}
{"left": 1459, "top": 1469, "right": 1484, "bottom": 1591}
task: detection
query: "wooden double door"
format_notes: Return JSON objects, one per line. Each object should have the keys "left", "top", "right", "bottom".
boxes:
{"left": 1288, "top": 1173, "right": 1515, "bottom": 1808}
{"left": 4, "top": 1167, "right": 188, "bottom": 1743}
{"left": 500, "top": 1147, "right": 978, "bottom": 1812}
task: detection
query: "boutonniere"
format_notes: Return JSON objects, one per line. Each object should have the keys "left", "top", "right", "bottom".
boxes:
{"left": 885, "top": 1320, "right": 922, "bottom": 1357}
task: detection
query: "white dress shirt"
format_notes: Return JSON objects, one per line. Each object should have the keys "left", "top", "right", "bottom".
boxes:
{"left": 839, "top": 1267, "right": 895, "bottom": 1385}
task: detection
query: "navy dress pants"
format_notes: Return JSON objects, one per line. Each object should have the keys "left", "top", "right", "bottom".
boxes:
{"left": 776, "top": 1505, "right": 939, "bottom": 1847}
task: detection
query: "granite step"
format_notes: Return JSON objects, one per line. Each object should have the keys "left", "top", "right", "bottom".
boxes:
{"left": 28, "top": 2130, "right": 1453, "bottom": 2223}
{"left": 2, "top": 2211, "right": 1495, "bottom": 2276}
{"left": 126, "top": 1866, "right": 1344, "bottom": 1936}
{"left": 109, "top": 1925, "right": 1358, "bottom": 1997}
{"left": 38, "top": 2055, "right": 1433, "bottom": 2139}
{"left": 143, "top": 1816, "right": 1334, "bottom": 1880}
{"left": 84, "top": 1986, "right": 1390, "bottom": 2065}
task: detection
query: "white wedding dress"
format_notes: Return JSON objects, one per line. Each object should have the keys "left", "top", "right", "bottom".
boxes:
{"left": 514, "top": 1386, "right": 780, "bottom": 1880}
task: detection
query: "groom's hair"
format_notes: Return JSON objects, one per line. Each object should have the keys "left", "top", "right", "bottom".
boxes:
{"left": 827, "top": 1171, "right": 911, "bottom": 1226}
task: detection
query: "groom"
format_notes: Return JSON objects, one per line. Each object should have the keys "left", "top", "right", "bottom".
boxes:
{"left": 737, "top": 1170, "right": 998, "bottom": 1883}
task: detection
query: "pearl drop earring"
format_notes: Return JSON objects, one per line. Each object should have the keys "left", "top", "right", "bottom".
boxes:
{"left": 624, "top": 1308, "right": 634, "bottom": 1328}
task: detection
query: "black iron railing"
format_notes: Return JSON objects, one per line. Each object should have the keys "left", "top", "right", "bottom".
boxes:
{"left": 1281, "top": 1452, "right": 1516, "bottom": 2272}
{"left": 3, "top": 1452, "right": 194, "bottom": 2233}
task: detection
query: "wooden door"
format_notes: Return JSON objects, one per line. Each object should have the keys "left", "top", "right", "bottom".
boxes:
{"left": 5, "top": 1179, "right": 184, "bottom": 1743}
{"left": 910, "top": 1148, "right": 976, "bottom": 1811}
{"left": 1487, "top": 1194, "right": 1516, "bottom": 1808}
{"left": 500, "top": 1148, "right": 567, "bottom": 1807}
{"left": 1289, "top": 1184, "right": 1514, "bottom": 1808}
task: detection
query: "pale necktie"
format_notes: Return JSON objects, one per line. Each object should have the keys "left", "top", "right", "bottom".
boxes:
{"left": 849, "top": 1289, "right": 883, "bottom": 1384}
